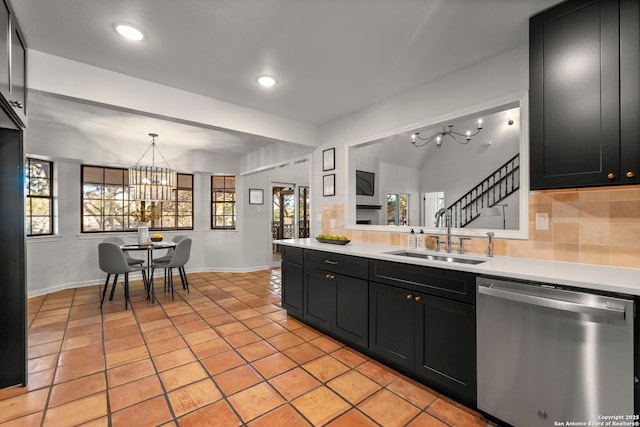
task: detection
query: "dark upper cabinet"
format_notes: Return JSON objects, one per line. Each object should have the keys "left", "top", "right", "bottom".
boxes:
{"left": 9, "top": 18, "right": 25, "bottom": 124}
{"left": 620, "top": 0, "right": 640, "bottom": 182}
{"left": 0, "top": 1, "right": 8, "bottom": 95}
{"left": 0, "top": 0, "right": 26, "bottom": 128}
{"left": 530, "top": 0, "right": 638, "bottom": 189}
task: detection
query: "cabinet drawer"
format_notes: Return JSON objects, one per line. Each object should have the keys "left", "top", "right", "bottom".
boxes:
{"left": 370, "top": 260, "right": 476, "bottom": 304}
{"left": 281, "top": 246, "right": 304, "bottom": 265}
{"left": 305, "top": 249, "right": 368, "bottom": 279}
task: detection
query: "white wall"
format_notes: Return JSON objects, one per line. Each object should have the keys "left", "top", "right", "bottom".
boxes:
{"left": 25, "top": 44, "right": 529, "bottom": 296}
{"left": 25, "top": 140, "right": 309, "bottom": 297}
{"left": 312, "top": 45, "right": 529, "bottom": 232}
{"left": 25, "top": 51, "right": 317, "bottom": 297}
{"left": 29, "top": 51, "right": 319, "bottom": 147}
{"left": 419, "top": 107, "right": 520, "bottom": 204}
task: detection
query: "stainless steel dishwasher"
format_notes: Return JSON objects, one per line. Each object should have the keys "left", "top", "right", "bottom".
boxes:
{"left": 477, "top": 276, "right": 635, "bottom": 427}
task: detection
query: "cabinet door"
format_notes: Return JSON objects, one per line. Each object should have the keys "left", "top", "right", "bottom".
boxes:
{"left": 415, "top": 294, "right": 476, "bottom": 404}
{"left": 8, "top": 18, "right": 25, "bottom": 125}
{"left": 0, "top": 128, "right": 25, "bottom": 388}
{"left": 530, "top": 0, "right": 620, "bottom": 189}
{"left": 333, "top": 274, "right": 368, "bottom": 348}
{"left": 304, "top": 267, "right": 333, "bottom": 331}
{"left": 368, "top": 282, "right": 414, "bottom": 370}
{"left": 0, "top": 1, "right": 8, "bottom": 95}
{"left": 620, "top": 0, "right": 640, "bottom": 184}
{"left": 282, "top": 261, "right": 304, "bottom": 318}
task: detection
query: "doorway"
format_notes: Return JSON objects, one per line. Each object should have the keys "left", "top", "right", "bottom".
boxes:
{"left": 271, "top": 184, "right": 310, "bottom": 266}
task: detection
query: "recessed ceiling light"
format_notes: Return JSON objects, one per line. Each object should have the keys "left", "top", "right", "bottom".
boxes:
{"left": 114, "top": 23, "right": 146, "bottom": 41}
{"left": 257, "top": 76, "right": 277, "bottom": 88}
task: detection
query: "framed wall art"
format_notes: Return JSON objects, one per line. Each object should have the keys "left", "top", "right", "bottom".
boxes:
{"left": 249, "top": 188, "right": 264, "bottom": 205}
{"left": 323, "top": 174, "right": 335, "bottom": 197}
{"left": 322, "top": 148, "right": 335, "bottom": 171}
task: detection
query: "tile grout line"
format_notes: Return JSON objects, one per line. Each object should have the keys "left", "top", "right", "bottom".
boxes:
{"left": 14, "top": 270, "right": 488, "bottom": 427}
{"left": 176, "top": 272, "right": 305, "bottom": 425}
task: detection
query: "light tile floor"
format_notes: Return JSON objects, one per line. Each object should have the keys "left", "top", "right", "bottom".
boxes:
{"left": 0, "top": 269, "right": 490, "bottom": 426}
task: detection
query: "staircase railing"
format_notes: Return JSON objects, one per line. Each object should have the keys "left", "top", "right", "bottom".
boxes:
{"left": 447, "top": 154, "right": 520, "bottom": 228}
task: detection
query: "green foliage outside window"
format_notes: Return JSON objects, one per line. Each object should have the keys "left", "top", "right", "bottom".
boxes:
{"left": 26, "top": 158, "right": 53, "bottom": 236}
{"left": 211, "top": 175, "right": 236, "bottom": 230}
{"left": 81, "top": 165, "right": 193, "bottom": 232}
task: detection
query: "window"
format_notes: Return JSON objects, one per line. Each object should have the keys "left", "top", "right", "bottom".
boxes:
{"left": 81, "top": 165, "right": 193, "bottom": 232}
{"left": 157, "top": 173, "right": 194, "bottom": 230}
{"left": 26, "top": 158, "right": 54, "bottom": 236}
{"left": 211, "top": 175, "right": 236, "bottom": 230}
{"left": 387, "top": 193, "right": 409, "bottom": 226}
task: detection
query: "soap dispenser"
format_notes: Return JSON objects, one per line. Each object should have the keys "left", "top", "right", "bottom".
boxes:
{"left": 407, "top": 228, "right": 417, "bottom": 249}
{"left": 416, "top": 229, "right": 426, "bottom": 250}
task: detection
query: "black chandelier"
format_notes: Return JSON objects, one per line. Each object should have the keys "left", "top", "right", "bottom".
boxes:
{"left": 411, "top": 119, "right": 483, "bottom": 148}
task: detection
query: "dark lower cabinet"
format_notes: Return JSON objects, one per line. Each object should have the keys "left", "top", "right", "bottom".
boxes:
{"left": 304, "top": 267, "right": 333, "bottom": 330}
{"left": 281, "top": 248, "right": 477, "bottom": 406}
{"left": 281, "top": 246, "right": 304, "bottom": 318}
{"left": 415, "top": 293, "right": 476, "bottom": 402}
{"left": 305, "top": 266, "right": 368, "bottom": 348}
{"left": 368, "top": 282, "right": 414, "bottom": 370}
{"left": 370, "top": 281, "right": 476, "bottom": 405}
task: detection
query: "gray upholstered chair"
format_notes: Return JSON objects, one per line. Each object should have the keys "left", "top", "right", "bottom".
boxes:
{"left": 152, "top": 234, "right": 187, "bottom": 263}
{"left": 153, "top": 234, "right": 189, "bottom": 290}
{"left": 103, "top": 237, "right": 144, "bottom": 266}
{"left": 102, "top": 237, "right": 146, "bottom": 302}
{"left": 150, "top": 238, "right": 192, "bottom": 301}
{"left": 98, "top": 241, "right": 146, "bottom": 309}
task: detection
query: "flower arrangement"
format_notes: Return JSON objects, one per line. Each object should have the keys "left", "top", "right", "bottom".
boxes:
{"left": 130, "top": 204, "right": 161, "bottom": 224}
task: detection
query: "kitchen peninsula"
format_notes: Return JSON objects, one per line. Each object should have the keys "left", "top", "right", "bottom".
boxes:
{"left": 277, "top": 238, "right": 640, "bottom": 425}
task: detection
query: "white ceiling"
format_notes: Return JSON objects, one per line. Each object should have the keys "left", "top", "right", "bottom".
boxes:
{"left": 12, "top": 0, "right": 560, "bottom": 161}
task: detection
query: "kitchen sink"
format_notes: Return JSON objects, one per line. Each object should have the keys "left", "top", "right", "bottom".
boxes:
{"left": 384, "top": 250, "right": 486, "bottom": 265}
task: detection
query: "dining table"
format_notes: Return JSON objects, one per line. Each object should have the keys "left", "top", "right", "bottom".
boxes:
{"left": 121, "top": 240, "right": 177, "bottom": 303}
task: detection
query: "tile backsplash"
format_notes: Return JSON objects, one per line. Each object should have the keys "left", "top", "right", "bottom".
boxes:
{"left": 322, "top": 185, "right": 640, "bottom": 268}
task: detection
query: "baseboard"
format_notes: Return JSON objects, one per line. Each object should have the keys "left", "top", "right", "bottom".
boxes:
{"left": 27, "top": 265, "right": 274, "bottom": 298}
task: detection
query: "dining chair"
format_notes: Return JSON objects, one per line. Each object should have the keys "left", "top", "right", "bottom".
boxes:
{"left": 153, "top": 235, "right": 189, "bottom": 291}
{"left": 150, "top": 238, "right": 192, "bottom": 301}
{"left": 103, "top": 237, "right": 144, "bottom": 266}
{"left": 102, "top": 237, "right": 146, "bottom": 301}
{"left": 152, "top": 234, "right": 187, "bottom": 263}
{"left": 98, "top": 241, "right": 146, "bottom": 309}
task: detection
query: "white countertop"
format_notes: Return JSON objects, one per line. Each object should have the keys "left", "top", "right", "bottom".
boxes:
{"left": 276, "top": 238, "right": 640, "bottom": 296}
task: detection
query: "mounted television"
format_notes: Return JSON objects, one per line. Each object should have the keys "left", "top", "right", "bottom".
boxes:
{"left": 355, "top": 170, "right": 375, "bottom": 196}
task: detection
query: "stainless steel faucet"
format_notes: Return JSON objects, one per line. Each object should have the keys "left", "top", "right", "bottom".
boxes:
{"left": 486, "top": 232, "right": 495, "bottom": 257}
{"left": 434, "top": 208, "right": 452, "bottom": 253}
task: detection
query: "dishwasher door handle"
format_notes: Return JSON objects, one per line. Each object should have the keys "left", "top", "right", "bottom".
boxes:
{"left": 478, "top": 285, "right": 626, "bottom": 320}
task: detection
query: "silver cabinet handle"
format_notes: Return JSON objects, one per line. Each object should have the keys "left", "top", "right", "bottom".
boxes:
{"left": 324, "top": 259, "right": 338, "bottom": 265}
{"left": 478, "top": 285, "right": 626, "bottom": 320}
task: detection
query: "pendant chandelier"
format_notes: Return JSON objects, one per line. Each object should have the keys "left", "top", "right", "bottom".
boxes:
{"left": 411, "top": 119, "right": 483, "bottom": 148}
{"left": 129, "top": 133, "right": 176, "bottom": 201}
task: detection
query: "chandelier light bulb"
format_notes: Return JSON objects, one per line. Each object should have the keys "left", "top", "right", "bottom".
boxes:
{"left": 411, "top": 122, "right": 482, "bottom": 148}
